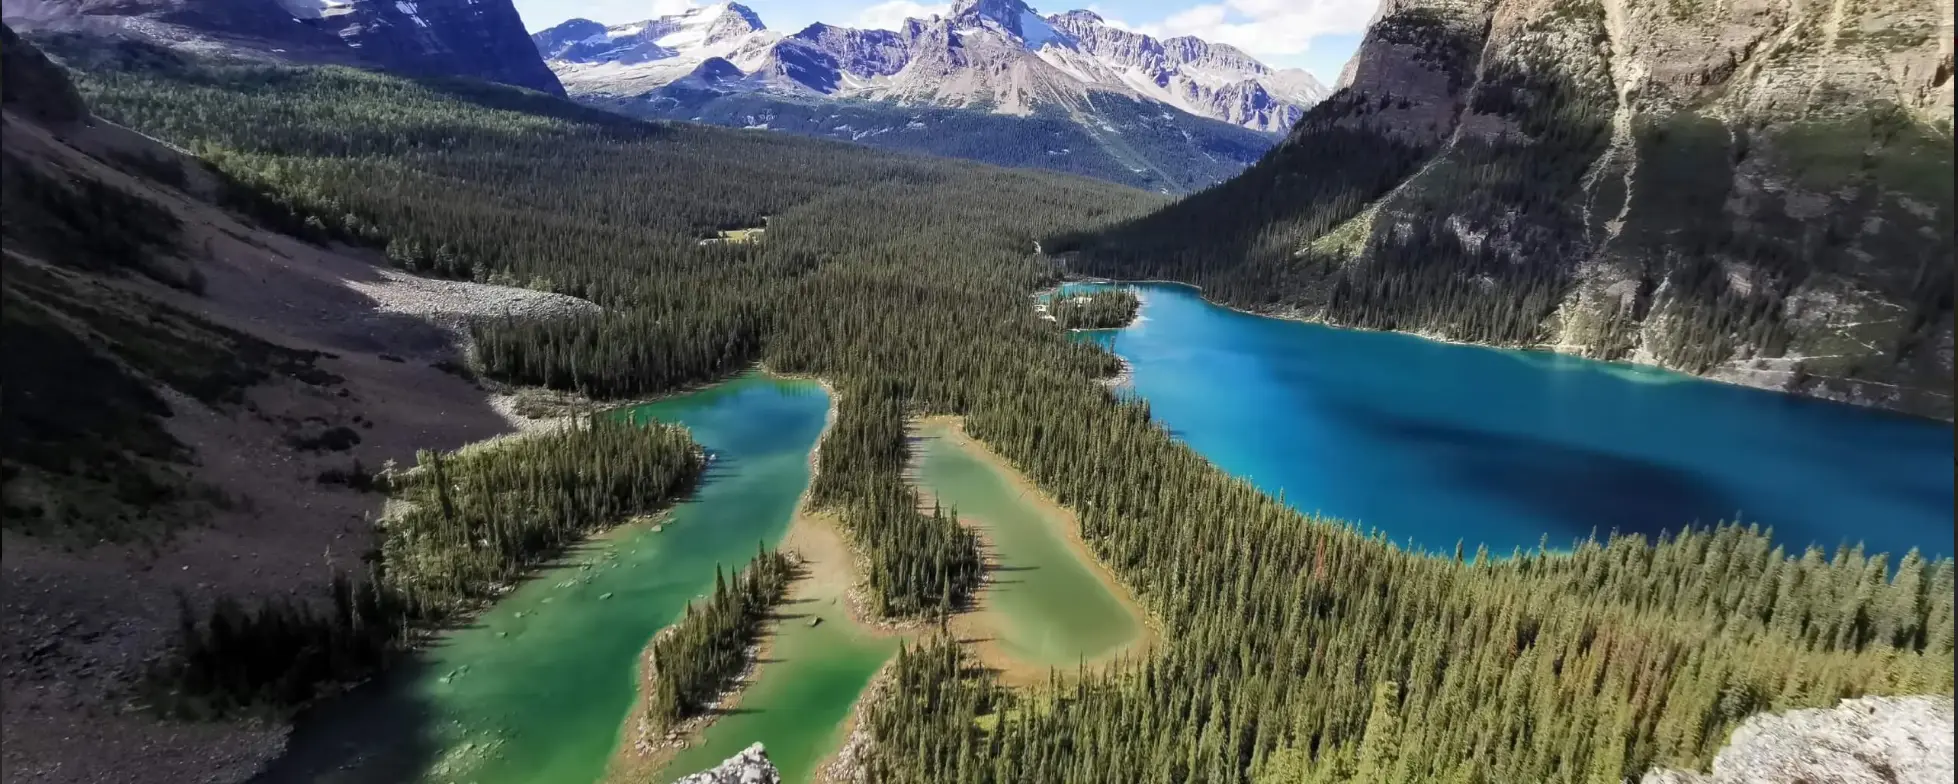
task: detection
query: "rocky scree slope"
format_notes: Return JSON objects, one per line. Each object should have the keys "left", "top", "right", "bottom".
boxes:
{"left": 673, "top": 742, "right": 782, "bottom": 784}
{"left": 1, "top": 0, "right": 563, "bottom": 95}
{"left": 1061, "top": 0, "right": 1954, "bottom": 418}
{"left": 1, "top": 25, "right": 585, "bottom": 784}
{"left": 532, "top": 0, "right": 1318, "bottom": 192}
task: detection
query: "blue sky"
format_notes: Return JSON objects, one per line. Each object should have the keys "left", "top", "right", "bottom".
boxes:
{"left": 512, "top": 1, "right": 1370, "bottom": 84}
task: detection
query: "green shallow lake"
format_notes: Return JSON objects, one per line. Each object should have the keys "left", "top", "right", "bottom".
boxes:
{"left": 659, "top": 575, "right": 894, "bottom": 783}
{"left": 913, "top": 423, "right": 1145, "bottom": 667}
{"left": 257, "top": 373, "right": 845, "bottom": 784}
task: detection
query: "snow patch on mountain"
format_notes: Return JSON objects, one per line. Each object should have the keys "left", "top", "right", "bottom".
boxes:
{"left": 532, "top": 0, "right": 1322, "bottom": 133}
{"left": 1018, "top": 10, "right": 1058, "bottom": 47}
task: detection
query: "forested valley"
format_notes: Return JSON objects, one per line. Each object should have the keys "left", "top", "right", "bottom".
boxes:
{"left": 34, "top": 31, "right": 1955, "bottom": 783}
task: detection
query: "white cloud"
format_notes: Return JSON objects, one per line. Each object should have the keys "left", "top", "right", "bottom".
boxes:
{"left": 648, "top": 0, "right": 698, "bottom": 15}
{"left": 1084, "top": 4, "right": 1137, "bottom": 30}
{"left": 854, "top": 0, "right": 949, "bottom": 30}
{"left": 1135, "top": 0, "right": 1376, "bottom": 56}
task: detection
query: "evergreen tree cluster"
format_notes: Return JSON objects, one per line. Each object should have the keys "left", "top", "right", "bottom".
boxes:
{"left": 381, "top": 415, "right": 705, "bottom": 612}
{"left": 646, "top": 549, "right": 797, "bottom": 729}
{"left": 141, "top": 571, "right": 410, "bottom": 720}
{"left": 142, "top": 416, "right": 704, "bottom": 717}
{"left": 1050, "top": 289, "right": 1141, "bottom": 330}
{"left": 806, "top": 389, "right": 985, "bottom": 617}
{"left": 47, "top": 41, "right": 1953, "bottom": 779}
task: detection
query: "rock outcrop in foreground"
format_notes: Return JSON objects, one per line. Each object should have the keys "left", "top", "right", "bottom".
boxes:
{"left": 675, "top": 742, "right": 782, "bottom": 784}
{"left": 1643, "top": 696, "right": 1954, "bottom": 784}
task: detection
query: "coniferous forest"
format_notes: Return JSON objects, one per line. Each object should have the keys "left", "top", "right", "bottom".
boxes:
{"left": 38, "top": 33, "right": 1954, "bottom": 782}
{"left": 1050, "top": 289, "right": 1142, "bottom": 330}
{"left": 143, "top": 415, "right": 705, "bottom": 716}
{"left": 646, "top": 549, "right": 797, "bottom": 730}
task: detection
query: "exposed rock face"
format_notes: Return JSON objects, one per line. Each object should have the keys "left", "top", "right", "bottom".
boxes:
{"left": 535, "top": 1, "right": 1322, "bottom": 131}
{"left": 526, "top": 1, "right": 1319, "bottom": 192}
{"left": 2, "top": 0, "right": 564, "bottom": 95}
{"left": 673, "top": 742, "right": 782, "bottom": 784}
{"left": 1073, "top": 0, "right": 1954, "bottom": 418}
{"left": 1045, "top": 11, "right": 1327, "bottom": 132}
{"left": 1642, "top": 696, "right": 1954, "bottom": 784}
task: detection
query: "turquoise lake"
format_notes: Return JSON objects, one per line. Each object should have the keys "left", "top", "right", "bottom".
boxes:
{"left": 1066, "top": 283, "right": 1954, "bottom": 559}
{"left": 256, "top": 373, "right": 832, "bottom": 784}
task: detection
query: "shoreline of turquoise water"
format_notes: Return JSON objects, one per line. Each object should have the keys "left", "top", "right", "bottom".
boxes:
{"left": 256, "top": 373, "right": 836, "bottom": 784}
{"left": 1062, "top": 282, "right": 1954, "bottom": 559}
{"left": 913, "top": 421, "right": 1148, "bottom": 669}
{"left": 1056, "top": 278, "right": 1948, "bottom": 423}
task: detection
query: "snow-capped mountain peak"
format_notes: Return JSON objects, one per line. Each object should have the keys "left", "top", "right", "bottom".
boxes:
{"left": 946, "top": 0, "right": 1058, "bottom": 45}
{"left": 533, "top": 3, "right": 1324, "bottom": 133}
{"left": 653, "top": 2, "right": 765, "bottom": 50}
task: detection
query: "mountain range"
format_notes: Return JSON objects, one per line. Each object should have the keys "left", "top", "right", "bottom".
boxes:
{"left": 532, "top": 0, "right": 1328, "bottom": 191}
{"left": 1, "top": 0, "right": 564, "bottom": 95}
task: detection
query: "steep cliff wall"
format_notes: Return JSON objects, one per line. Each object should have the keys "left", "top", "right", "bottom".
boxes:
{"left": 1065, "top": 0, "right": 1953, "bottom": 418}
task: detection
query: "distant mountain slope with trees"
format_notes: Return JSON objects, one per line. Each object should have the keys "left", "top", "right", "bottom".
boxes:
{"left": 1057, "top": 0, "right": 1954, "bottom": 419}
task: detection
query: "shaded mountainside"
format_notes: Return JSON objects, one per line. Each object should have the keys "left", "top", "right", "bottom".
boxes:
{"left": 2, "top": 21, "right": 87, "bottom": 122}
{"left": 531, "top": 0, "right": 1308, "bottom": 192}
{"left": 591, "top": 88, "right": 1274, "bottom": 193}
{"left": 1, "top": 24, "right": 589, "bottom": 783}
{"left": 1, "top": 0, "right": 563, "bottom": 95}
{"left": 1059, "top": 0, "right": 1955, "bottom": 418}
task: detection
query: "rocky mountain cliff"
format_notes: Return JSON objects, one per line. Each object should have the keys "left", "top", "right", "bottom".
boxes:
{"left": 536, "top": 1, "right": 1324, "bottom": 131}
{"left": 531, "top": 0, "right": 1323, "bottom": 192}
{"left": 1642, "top": 695, "right": 1953, "bottom": 784}
{"left": 1062, "top": 0, "right": 1954, "bottom": 418}
{"left": 1, "top": 0, "right": 563, "bottom": 95}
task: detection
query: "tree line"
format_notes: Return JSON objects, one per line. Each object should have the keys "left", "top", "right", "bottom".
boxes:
{"left": 646, "top": 548, "right": 796, "bottom": 730}
{"left": 1051, "top": 289, "right": 1141, "bottom": 330}
{"left": 49, "top": 38, "right": 1953, "bottom": 780}
{"left": 142, "top": 416, "right": 704, "bottom": 717}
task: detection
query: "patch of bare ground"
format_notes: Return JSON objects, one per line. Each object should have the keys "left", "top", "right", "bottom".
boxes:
{"left": 1, "top": 112, "right": 597, "bottom": 784}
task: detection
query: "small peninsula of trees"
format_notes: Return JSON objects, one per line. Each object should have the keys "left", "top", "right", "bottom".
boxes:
{"left": 1050, "top": 289, "right": 1140, "bottom": 330}
{"left": 52, "top": 36, "right": 1953, "bottom": 780}
{"left": 645, "top": 549, "right": 796, "bottom": 730}
{"left": 141, "top": 416, "right": 704, "bottom": 717}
